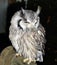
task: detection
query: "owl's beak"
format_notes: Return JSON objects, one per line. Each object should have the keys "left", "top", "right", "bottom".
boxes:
{"left": 27, "top": 23, "right": 34, "bottom": 28}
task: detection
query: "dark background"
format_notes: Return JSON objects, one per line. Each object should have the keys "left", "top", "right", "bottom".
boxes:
{"left": 0, "top": 0, "right": 57, "bottom": 65}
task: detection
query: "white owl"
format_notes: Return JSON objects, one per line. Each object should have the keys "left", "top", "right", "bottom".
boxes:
{"left": 9, "top": 6, "right": 46, "bottom": 64}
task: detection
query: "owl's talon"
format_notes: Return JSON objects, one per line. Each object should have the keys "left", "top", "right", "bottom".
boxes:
{"left": 23, "top": 58, "right": 34, "bottom": 64}
{"left": 23, "top": 58, "right": 29, "bottom": 63}
{"left": 16, "top": 53, "right": 21, "bottom": 57}
{"left": 27, "top": 59, "right": 36, "bottom": 64}
{"left": 27, "top": 60, "right": 32, "bottom": 64}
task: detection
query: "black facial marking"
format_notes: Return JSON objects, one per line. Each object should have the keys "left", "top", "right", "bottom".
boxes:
{"left": 18, "top": 19, "right": 23, "bottom": 29}
{"left": 35, "top": 21, "right": 37, "bottom": 25}
{"left": 18, "top": 19, "right": 22, "bottom": 22}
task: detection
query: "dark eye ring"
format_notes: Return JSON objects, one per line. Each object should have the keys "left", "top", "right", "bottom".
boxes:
{"left": 18, "top": 19, "right": 22, "bottom": 27}
{"left": 18, "top": 19, "right": 22, "bottom": 22}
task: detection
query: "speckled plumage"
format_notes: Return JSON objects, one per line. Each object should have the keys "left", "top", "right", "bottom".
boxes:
{"left": 9, "top": 6, "right": 46, "bottom": 64}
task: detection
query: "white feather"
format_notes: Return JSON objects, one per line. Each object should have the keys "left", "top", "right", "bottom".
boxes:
{"left": 9, "top": 7, "right": 46, "bottom": 63}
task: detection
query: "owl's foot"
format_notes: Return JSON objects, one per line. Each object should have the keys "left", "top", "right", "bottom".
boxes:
{"left": 23, "top": 58, "right": 29, "bottom": 63}
{"left": 16, "top": 53, "right": 21, "bottom": 57}
{"left": 23, "top": 58, "right": 36, "bottom": 64}
{"left": 27, "top": 59, "right": 36, "bottom": 64}
{"left": 27, "top": 59, "right": 32, "bottom": 64}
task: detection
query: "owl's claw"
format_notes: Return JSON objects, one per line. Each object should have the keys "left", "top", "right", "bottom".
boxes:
{"left": 23, "top": 58, "right": 36, "bottom": 64}
{"left": 16, "top": 53, "right": 21, "bottom": 57}
{"left": 27, "top": 59, "right": 36, "bottom": 64}
{"left": 27, "top": 59, "right": 32, "bottom": 64}
{"left": 23, "top": 58, "right": 29, "bottom": 63}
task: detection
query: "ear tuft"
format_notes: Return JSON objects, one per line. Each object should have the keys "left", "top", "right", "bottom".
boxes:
{"left": 36, "top": 6, "right": 41, "bottom": 15}
{"left": 20, "top": 8, "right": 25, "bottom": 17}
{"left": 21, "top": 7, "right": 25, "bottom": 14}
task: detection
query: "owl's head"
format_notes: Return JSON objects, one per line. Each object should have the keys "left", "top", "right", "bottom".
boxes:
{"left": 11, "top": 6, "right": 41, "bottom": 30}
{"left": 19, "top": 6, "right": 41, "bottom": 30}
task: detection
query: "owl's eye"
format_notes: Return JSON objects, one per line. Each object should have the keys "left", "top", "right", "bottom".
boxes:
{"left": 25, "top": 21, "right": 29, "bottom": 23}
{"left": 23, "top": 18, "right": 29, "bottom": 23}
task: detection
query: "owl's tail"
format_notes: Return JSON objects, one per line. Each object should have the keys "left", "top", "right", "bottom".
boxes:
{"left": 36, "top": 51, "right": 43, "bottom": 62}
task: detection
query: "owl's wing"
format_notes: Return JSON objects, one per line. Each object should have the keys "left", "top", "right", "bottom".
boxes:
{"left": 37, "top": 24, "right": 46, "bottom": 36}
{"left": 36, "top": 24, "right": 46, "bottom": 54}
